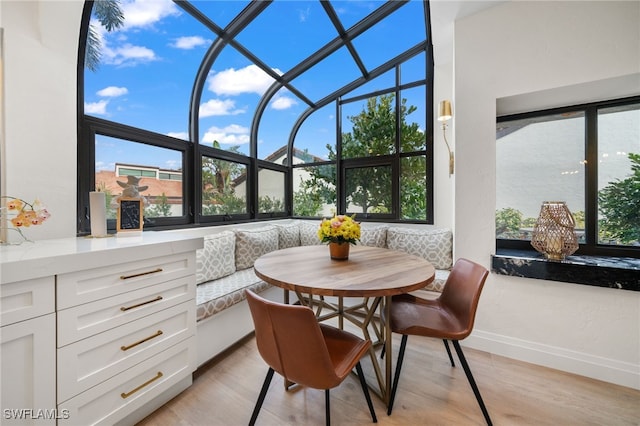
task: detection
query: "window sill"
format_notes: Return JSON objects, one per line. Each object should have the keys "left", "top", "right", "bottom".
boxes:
{"left": 491, "top": 249, "right": 640, "bottom": 292}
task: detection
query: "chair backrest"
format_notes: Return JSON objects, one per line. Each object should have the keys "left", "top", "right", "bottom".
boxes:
{"left": 439, "top": 258, "right": 489, "bottom": 339}
{"left": 245, "top": 289, "right": 342, "bottom": 389}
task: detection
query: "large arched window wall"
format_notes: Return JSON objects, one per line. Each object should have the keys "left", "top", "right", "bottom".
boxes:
{"left": 77, "top": 0, "right": 433, "bottom": 233}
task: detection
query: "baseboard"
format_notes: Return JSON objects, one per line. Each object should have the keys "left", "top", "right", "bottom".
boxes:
{"left": 464, "top": 330, "right": 640, "bottom": 390}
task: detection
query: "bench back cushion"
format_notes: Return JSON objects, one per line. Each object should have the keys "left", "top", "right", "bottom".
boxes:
{"left": 275, "top": 222, "right": 300, "bottom": 249}
{"left": 299, "top": 221, "right": 323, "bottom": 246}
{"left": 386, "top": 227, "right": 453, "bottom": 270}
{"left": 196, "top": 231, "right": 236, "bottom": 284}
{"left": 359, "top": 226, "right": 388, "bottom": 248}
{"left": 235, "top": 226, "right": 279, "bottom": 270}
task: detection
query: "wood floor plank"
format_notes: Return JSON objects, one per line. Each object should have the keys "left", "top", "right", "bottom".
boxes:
{"left": 137, "top": 333, "right": 640, "bottom": 426}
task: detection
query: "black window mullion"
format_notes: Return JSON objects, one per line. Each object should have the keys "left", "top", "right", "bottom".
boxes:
{"left": 584, "top": 107, "right": 598, "bottom": 250}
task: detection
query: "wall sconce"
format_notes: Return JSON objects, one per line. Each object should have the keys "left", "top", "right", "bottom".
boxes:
{"left": 437, "top": 100, "right": 454, "bottom": 176}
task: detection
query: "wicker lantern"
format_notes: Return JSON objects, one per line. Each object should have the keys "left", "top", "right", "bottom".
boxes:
{"left": 531, "top": 201, "right": 579, "bottom": 260}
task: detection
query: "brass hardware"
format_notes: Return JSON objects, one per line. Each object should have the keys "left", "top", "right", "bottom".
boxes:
{"left": 120, "top": 296, "right": 163, "bottom": 311}
{"left": 120, "top": 371, "right": 163, "bottom": 399}
{"left": 120, "top": 268, "right": 163, "bottom": 280}
{"left": 120, "top": 330, "right": 163, "bottom": 351}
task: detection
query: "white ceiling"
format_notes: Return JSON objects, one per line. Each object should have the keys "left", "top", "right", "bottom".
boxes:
{"left": 430, "top": 0, "right": 506, "bottom": 64}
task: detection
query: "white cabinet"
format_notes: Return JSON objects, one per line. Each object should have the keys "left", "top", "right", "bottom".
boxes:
{"left": 56, "top": 251, "right": 198, "bottom": 426}
{"left": 1, "top": 277, "right": 57, "bottom": 426}
{"left": 0, "top": 233, "right": 202, "bottom": 426}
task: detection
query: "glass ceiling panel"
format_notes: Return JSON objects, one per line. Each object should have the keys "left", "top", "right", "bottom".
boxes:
{"left": 330, "top": 1, "right": 382, "bottom": 31}
{"left": 85, "top": 0, "right": 206, "bottom": 140}
{"left": 351, "top": 1, "right": 425, "bottom": 71}
{"left": 258, "top": 87, "right": 306, "bottom": 160}
{"left": 199, "top": 45, "right": 262, "bottom": 156}
{"left": 188, "top": 1, "right": 251, "bottom": 30}
{"left": 234, "top": 1, "right": 337, "bottom": 73}
{"left": 294, "top": 103, "right": 337, "bottom": 162}
{"left": 401, "top": 52, "right": 426, "bottom": 84}
{"left": 288, "top": 46, "right": 362, "bottom": 103}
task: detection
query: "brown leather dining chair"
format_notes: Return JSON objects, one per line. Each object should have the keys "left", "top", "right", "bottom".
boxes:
{"left": 385, "top": 258, "right": 492, "bottom": 425}
{"left": 245, "top": 289, "right": 378, "bottom": 426}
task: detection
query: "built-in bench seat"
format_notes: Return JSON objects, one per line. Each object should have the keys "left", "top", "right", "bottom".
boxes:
{"left": 188, "top": 220, "right": 453, "bottom": 366}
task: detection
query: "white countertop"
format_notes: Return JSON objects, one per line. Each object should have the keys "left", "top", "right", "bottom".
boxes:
{"left": 0, "top": 231, "right": 204, "bottom": 284}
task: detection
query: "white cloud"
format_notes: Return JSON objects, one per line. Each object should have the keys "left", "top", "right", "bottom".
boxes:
{"left": 97, "top": 86, "right": 128, "bottom": 97}
{"left": 164, "top": 160, "right": 181, "bottom": 170}
{"left": 167, "top": 131, "right": 189, "bottom": 141}
{"left": 202, "top": 124, "right": 250, "bottom": 145}
{"left": 120, "top": 0, "right": 181, "bottom": 30}
{"left": 271, "top": 96, "right": 297, "bottom": 110}
{"left": 297, "top": 6, "right": 311, "bottom": 22}
{"left": 104, "top": 43, "right": 156, "bottom": 67}
{"left": 207, "top": 65, "right": 282, "bottom": 96}
{"left": 85, "top": 100, "right": 109, "bottom": 115}
{"left": 171, "top": 36, "right": 208, "bottom": 50}
{"left": 199, "top": 99, "right": 246, "bottom": 117}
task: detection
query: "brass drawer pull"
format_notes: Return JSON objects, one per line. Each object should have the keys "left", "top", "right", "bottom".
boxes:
{"left": 120, "top": 371, "right": 163, "bottom": 399}
{"left": 120, "top": 296, "right": 163, "bottom": 311}
{"left": 120, "top": 268, "right": 163, "bottom": 280}
{"left": 120, "top": 330, "right": 163, "bottom": 351}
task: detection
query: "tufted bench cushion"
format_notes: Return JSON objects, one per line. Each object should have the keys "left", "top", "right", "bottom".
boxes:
{"left": 196, "top": 268, "right": 271, "bottom": 322}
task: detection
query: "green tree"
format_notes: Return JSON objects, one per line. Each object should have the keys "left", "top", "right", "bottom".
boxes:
{"left": 202, "top": 141, "right": 246, "bottom": 215}
{"left": 85, "top": 0, "right": 124, "bottom": 71}
{"left": 308, "top": 94, "right": 425, "bottom": 215}
{"left": 146, "top": 193, "right": 172, "bottom": 217}
{"left": 496, "top": 207, "right": 523, "bottom": 238}
{"left": 598, "top": 153, "right": 640, "bottom": 244}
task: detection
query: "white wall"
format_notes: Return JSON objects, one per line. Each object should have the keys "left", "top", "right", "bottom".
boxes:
{"left": 449, "top": 1, "right": 640, "bottom": 389}
{"left": 1, "top": 0, "right": 82, "bottom": 241}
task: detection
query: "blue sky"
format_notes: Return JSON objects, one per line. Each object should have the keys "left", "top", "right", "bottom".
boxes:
{"left": 85, "top": 0, "right": 427, "bottom": 172}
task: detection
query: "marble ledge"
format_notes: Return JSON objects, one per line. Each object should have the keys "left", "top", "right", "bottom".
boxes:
{"left": 491, "top": 249, "right": 640, "bottom": 292}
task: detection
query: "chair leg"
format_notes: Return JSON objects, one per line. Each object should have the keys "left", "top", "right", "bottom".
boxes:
{"left": 451, "top": 341, "right": 493, "bottom": 426}
{"left": 325, "top": 389, "right": 330, "bottom": 426}
{"left": 443, "top": 339, "right": 455, "bottom": 367}
{"left": 249, "top": 368, "right": 274, "bottom": 426}
{"left": 387, "top": 334, "right": 408, "bottom": 416}
{"left": 355, "top": 362, "right": 378, "bottom": 423}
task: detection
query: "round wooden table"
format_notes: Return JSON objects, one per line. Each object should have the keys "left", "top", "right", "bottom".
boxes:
{"left": 254, "top": 244, "right": 435, "bottom": 405}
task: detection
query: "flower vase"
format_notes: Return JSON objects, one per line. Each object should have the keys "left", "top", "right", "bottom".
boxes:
{"left": 329, "top": 242, "right": 350, "bottom": 260}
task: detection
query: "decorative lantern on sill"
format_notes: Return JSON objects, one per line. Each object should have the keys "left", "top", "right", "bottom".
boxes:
{"left": 531, "top": 201, "right": 579, "bottom": 261}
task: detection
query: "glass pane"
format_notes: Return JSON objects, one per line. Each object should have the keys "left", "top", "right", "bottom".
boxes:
{"left": 187, "top": 1, "right": 250, "bottom": 29}
{"left": 201, "top": 156, "right": 247, "bottom": 215}
{"left": 344, "top": 69, "right": 395, "bottom": 100}
{"left": 258, "top": 168, "right": 285, "bottom": 213}
{"left": 496, "top": 112, "right": 586, "bottom": 241}
{"left": 597, "top": 103, "right": 640, "bottom": 246}
{"left": 293, "top": 165, "right": 336, "bottom": 217}
{"left": 199, "top": 45, "right": 256, "bottom": 156}
{"left": 401, "top": 52, "right": 426, "bottom": 85}
{"left": 95, "top": 135, "right": 184, "bottom": 219}
{"left": 351, "top": 1, "right": 425, "bottom": 71}
{"left": 234, "top": 1, "right": 335, "bottom": 73}
{"left": 400, "top": 86, "right": 426, "bottom": 153}
{"left": 342, "top": 94, "right": 396, "bottom": 159}
{"left": 401, "top": 155, "right": 427, "bottom": 220}
{"left": 345, "top": 165, "right": 392, "bottom": 214}
{"left": 294, "top": 104, "right": 336, "bottom": 163}
{"left": 258, "top": 87, "right": 304, "bottom": 161}
{"left": 85, "top": 0, "right": 205, "bottom": 140}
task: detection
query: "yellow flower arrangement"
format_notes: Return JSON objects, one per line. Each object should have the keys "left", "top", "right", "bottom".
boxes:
{"left": 317, "top": 214, "right": 361, "bottom": 245}
{"left": 1, "top": 196, "right": 50, "bottom": 243}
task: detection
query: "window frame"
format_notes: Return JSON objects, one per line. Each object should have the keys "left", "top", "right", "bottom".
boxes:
{"left": 496, "top": 95, "right": 640, "bottom": 259}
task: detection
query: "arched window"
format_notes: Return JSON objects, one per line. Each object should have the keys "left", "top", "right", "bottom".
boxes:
{"left": 77, "top": 0, "right": 434, "bottom": 233}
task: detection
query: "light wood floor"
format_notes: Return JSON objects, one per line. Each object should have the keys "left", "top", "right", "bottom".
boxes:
{"left": 137, "top": 329, "right": 639, "bottom": 426}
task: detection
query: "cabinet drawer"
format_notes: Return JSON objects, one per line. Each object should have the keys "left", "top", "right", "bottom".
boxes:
{"left": 58, "top": 301, "right": 195, "bottom": 402}
{"left": 1, "top": 276, "right": 54, "bottom": 326}
{"left": 58, "top": 336, "right": 195, "bottom": 426}
{"left": 57, "top": 252, "right": 196, "bottom": 309}
{"left": 57, "top": 276, "right": 195, "bottom": 346}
